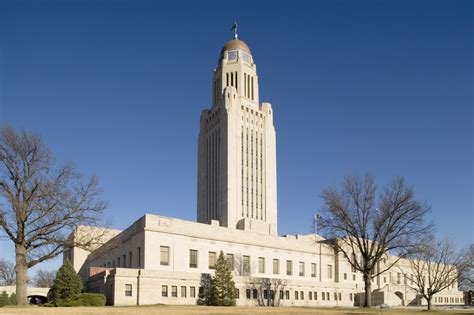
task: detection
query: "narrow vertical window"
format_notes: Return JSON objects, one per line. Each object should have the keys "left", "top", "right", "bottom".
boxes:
{"left": 251, "top": 76, "right": 254, "bottom": 100}
{"left": 208, "top": 251, "right": 217, "bottom": 269}
{"left": 160, "top": 246, "right": 170, "bottom": 266}
{"left": 244, "top": 73, "right": 247, "bottom": 97}
{"left": 181, "top": 286, "right": 186, "bottom": 297}
{"left": 273, "top": 259, "right": 279, "bottom": 275}
{"left": 299, "top": 262, "right": 305, "bottom": 276}
{"left": 311, "top": 263, "right": 317, "bottom": 277}
{"left": 235, "top": 71, "right": 238, "bottom": 90}
{"left": 327, "top": 264, "right": 333, "bottom": 279}
{"left": 231, "top": 72, "right": 234, "bottom": 86}
{"left": 258, "top": 257, "right": 265, "bottom": 273}
{"left": 171, "top": 286, "right": 177, "bottom": 297}
{"left": 286, "top": 260, "right": 292, "bottom": 276}
{"left": 226, "top": 253, "right": 234, "bottom": 270}
{"left": 190, "top": 286, "right": 196, "bottom": 298}
{"left": 129, "top": 252, "right": 132, "bottom": 268}
{"left": 243, "top": 255, "right": 250, "bottom": 275}
{"left": 189, "top": 249, "right": 198, "bottom": 268}
{"left": 162, "top": 285, "right": 168, "bottom": 297}
{"left": 125, "top": 284, "right": 132, "bottom": 297}
{"left": 137, "top": 247, "right": 141, "bottom": 267}
{"left": 226, "top": 72, "right": 229, "bottom": 87}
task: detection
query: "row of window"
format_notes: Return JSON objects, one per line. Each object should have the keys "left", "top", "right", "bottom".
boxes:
{"left": 100, "top": 247, "right": 141, "bottom": 269}
{"left": 160, "top": 247, "right": 336, "bottom": 279}
{"left": 435, "top": 296, "right": 462, "bottom": 304}
{"left": 125, "top": 282, "right": 354, "bottom": 303}
{"left": 245, "top": 289, "right": 351, "bottom": 302}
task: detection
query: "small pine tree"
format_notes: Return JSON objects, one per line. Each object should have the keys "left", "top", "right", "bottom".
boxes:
{"left": 48, "top": 261, "right": 82, "bottom": 305}
{"left": 209, "top": 250, "right": 237, "bottom": 306}
{"left": 9, "top": 292, "right": 16, "bottom": 305}
{"left": 0, "top": 291, "right": 11, "bottom": 307}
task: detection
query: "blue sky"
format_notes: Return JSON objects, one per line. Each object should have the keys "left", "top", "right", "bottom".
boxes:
{"left": 0, "top": 0, "right": 472, "bottom": 274}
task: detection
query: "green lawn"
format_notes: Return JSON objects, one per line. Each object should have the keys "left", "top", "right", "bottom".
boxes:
{"left": 0, "top": 305, "right": 472, "bottom": 315}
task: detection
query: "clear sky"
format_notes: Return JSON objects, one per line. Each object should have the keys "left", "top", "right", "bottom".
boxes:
{"left": 0, "top": 0, "right": 472, "bottom": 275}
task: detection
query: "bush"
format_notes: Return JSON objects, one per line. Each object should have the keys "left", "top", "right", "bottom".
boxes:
{"left": 59, "top": 293, "right": 106, "bottom": 307}
{"left": 48, "top": 261, "right": 82, "bottom": 305}
{"left": 9, "top": 293, "right": 16, "bottom": 305}
{"left": 0, "top": 291, "right": 11, "bottom": 307}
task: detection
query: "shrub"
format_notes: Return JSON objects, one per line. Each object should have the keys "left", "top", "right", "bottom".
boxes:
{"left": 9, "top": 293, "right": 16, "bottom": 305}
{"left": 0, "top": 291, "right": 11, "bottom": 307}
{"left": 60, "top": 293, "right": 106, "bottom": 307}
{"left": 48, "top": 261, "right": 83, "bottom": 305}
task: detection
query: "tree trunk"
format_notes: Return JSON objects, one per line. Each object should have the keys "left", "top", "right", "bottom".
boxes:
{"left": 427, "top": 296, "right": 432, "bottom": 310}
{"left": 363, "top": 272, "right": 372, "bottom": 307}
{"left": 15, "top": 244, "right": 28, "bottom": 305}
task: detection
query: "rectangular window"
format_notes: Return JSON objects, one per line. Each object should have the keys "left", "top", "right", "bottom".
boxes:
{"left": 285, "top": 290, "right": 290, "bottom": 300}
{"left": 339, "top": 292, "right": 342, "bottom": 301}
{"left": 273, "top": 259, "right": 279, "bottom": 275}
{"left": 246, "top": 289, "right": 251, "bottom": 299}
{"left": 137, "top": 247, "right": 141, "bottom": 267}
{"left": 350, "top": 293, "right": 353, "bottom": 301}
{"left": 300, "top": 291, "right": 304, "bottom": 300}
{"left": 190, "top": 286, "right": 196, "bottom": 298}
{"left": 162, "top": 285, "right": 168, "bottom": 297}
{"left": 286, "top": 260, "right": 293, "bottom": 276}
{"left": 208, "top": 252, "right": 217, "bottom": 269}
{"left": 160, "top": 246, "right": 170, "bottom": 266}
{"left": 344, "top": 273, "right": 347, "bottom": 280}
{"left": 334, "top": 292, "right": 337, "bottom": 300}
{"left": 327, "top": 264, "right": 333, "bottom": 279}
{"left": 181, "top": 286, "right": 186, "bottom": 297}
{"left": 252, "top": 289, "right": 258, "bottom": 299}
{"left": 353, "top": 274, "right": 356, "bottom": 281}
{"left": 243, "top": 255, "right": 250, "bottom": 275}
{"left": 280, "top": 290, "right": 284, "bottom": 300}
{"left": 171, "top": 286, "right": 177, "bottom": 297}
{"left": 295, "top": 291, "right": 298, "bottom": 300}
{"left": 327, "top": 292, "right": 330, "bottom": 301}
{"left": 189, "top": 250, "right": 198, "bottom": 268}
{"left": 311, "top": 263, "right": 316, "bottom": 277}
{"left": 322, "top": 292, "right": 325, "bottom": 300}
{"left": 125, "top": 284, "right": 132, "bottom": 297}
{"left": 314, "top": 291, "right": 318, "bottom": 300}
{"left": 309, "top": 291, "right": 313, "bottom": 300}
{"left": 299, "top": 262, "right": 305, "bottom": 276}
{"left": 397, "top": 273, "right": 401, "bottom": 284}
{"left": 226, "top": 254, "right": 234, "bottom": 270}
{"left": 258, "top": 257, "right": 265, "bottom": 273}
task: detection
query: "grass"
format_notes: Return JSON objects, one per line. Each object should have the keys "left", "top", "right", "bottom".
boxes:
{"left": 0, "top": 305, "right": 472, "bottom": 315}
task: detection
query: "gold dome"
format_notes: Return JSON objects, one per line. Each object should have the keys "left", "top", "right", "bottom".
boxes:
{"left": 220, "top": 39, "right": 251, "bottom": 55}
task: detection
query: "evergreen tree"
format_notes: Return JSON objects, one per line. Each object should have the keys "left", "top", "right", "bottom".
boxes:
{"left": 0, "top": 290, "right": 11, "bottom": 307}
{"left": 209, "top": 251, "right": 237, "bottom": 306}
{"left": 9, "top": 292, "right": 16, "bottom": 305}
{"left": 48, "top": 261, "right": 82, "bottom": 305}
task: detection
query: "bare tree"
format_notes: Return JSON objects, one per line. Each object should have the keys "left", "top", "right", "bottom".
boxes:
{"left": 0, "top": 258, "right": 15, "bottom": 285}
{"left": 248, "top": 277, "right": 286, "bottom": 307}
{"left": 407, "top": 238, "right": 467, "bottom": 310}
{"left": 458, "top": 244, "right": 473, "bottom": 292}
{"left": 0, "top": 125, "right": 107, "bottom": 305}
{"left": 32, "top": 269, "right": 56, "bottom": 288}
{"left": 317, "top": 174, "right": 432, "bottom": 307}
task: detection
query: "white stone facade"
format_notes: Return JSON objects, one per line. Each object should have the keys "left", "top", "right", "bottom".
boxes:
{"left": 66, "top": 35, "right": 464, "bottom": 307}
{"left": 197, "top": 39, "right": 277, "bottom": 236}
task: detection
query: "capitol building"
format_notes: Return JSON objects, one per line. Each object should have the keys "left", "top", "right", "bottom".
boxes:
{"left": 65, "top": 30, "right": 464, "bottom": 307}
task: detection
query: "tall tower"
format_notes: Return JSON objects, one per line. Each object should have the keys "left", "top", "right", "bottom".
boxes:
{"left": 197, "top": 25, "right": 277, "bottom": 235}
